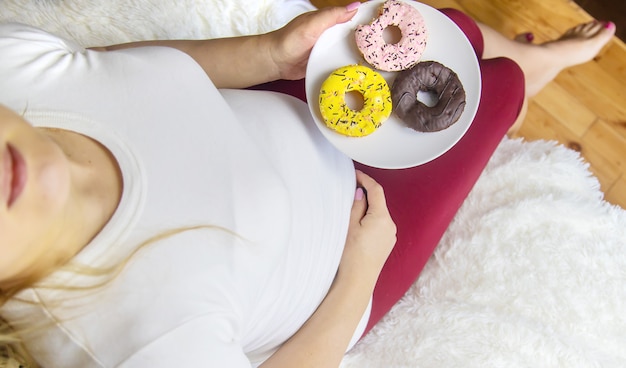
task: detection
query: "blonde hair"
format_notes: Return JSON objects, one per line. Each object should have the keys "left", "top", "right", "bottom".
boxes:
{"left": 0, "top": 224, "right": 236, "bottom": 367}
{"left": 1, "top": 283, "right": 40, "bottom": 368}
{"left": 0, "top": 322, "right": 36, "bottom": 368}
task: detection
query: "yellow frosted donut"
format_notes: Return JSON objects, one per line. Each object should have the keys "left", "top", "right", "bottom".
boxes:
{"left": 318, "top": 64, "right": 392, "bottom": 137}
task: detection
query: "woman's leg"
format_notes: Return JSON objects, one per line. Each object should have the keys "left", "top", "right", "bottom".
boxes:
{"left": 478, "top": 20, "right": 615, "bottom": 97}
{"left": 357, "top": 8, "right": 614, "bottom": 336}
{"left": 356, "top": 8, "right": 525, "bottom": 335}
{"left": 358, "top": 56, "right": 525, "bottom": 334}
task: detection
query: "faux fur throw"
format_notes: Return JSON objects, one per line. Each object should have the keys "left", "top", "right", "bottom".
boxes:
{"left": 0, "top": 0, "right": 315, "bottom": 46}
{"left": 2, "top": 1, "right": 625, "bottom": 366}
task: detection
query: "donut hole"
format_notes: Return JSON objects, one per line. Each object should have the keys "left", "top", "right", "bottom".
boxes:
{"left": 382, "top": 25, "right": 402, "bottom": 45}
{"left": 416, "top": 90, "right": 439, "bottom": 108}
{"left": 345, "top": 90, "right": 365, "bottom": 111}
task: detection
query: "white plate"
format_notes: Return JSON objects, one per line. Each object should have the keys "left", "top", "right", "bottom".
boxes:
{"left": 305, "top": 0, "right": 481, "bottom": 169}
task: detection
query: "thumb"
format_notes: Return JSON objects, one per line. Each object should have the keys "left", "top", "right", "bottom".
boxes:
{"left": 349, "top": 186, "right": 368, "bottom": 226}
{"left": 321, "top": 2, "right": 361, "bottom": 26}
{"left": 299, "top": 3, "right": 361, "bottom": 39}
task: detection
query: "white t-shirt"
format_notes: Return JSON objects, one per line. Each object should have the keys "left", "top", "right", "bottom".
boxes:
{"left": 0, "top": 23, "right": 368, "bottom": 367}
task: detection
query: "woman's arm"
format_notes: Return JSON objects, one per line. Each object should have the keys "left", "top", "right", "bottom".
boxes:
{"left": 260, "top": 170, "right": 397, "bottom": 368}
{"left": 92, "top": 5, "right": 359, "bottom": 88}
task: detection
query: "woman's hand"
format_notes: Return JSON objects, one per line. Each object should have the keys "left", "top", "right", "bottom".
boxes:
{"left": 339, "top": 170, "right": 397, "bottom": 283}
{"left": 267, "top": 3, "right": 360, "bottom": 81}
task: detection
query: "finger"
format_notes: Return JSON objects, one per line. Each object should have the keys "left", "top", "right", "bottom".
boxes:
{"left": 314, "top": 3, "right": 360, "bottom": 26}
{"left": 355, "top": 170, "right": 390, "bottom": 217}
{"left": 296, "top": 3, "right": 360, "bottom": 40}
{"left": 349, "top": 185, "right": 368, "bottom": 226}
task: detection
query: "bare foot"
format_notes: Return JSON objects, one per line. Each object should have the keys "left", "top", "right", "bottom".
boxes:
{"left": 545, "top": 21, "right": 615, "bottom": 65}
{"left": 524, "top": 20, "right": 616, "bottom": 96}
{"left": 479, "top": 20, "right": 615, "bottom": 97}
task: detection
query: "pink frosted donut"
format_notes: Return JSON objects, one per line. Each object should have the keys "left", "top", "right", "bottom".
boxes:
{"left": 355, "top": 0, "right": 428, "bottom": 72}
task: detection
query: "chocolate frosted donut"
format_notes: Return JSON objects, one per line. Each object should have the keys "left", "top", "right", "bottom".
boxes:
{"left": 391, "top": 61, "right": 466, "bottom": 132}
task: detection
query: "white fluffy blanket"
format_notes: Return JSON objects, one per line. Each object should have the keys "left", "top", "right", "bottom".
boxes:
{"left": 3, "top": 1, "right": 625, "bottom": 367}
{"left": 0, "top": 0, "right": 315, "bottom": 46}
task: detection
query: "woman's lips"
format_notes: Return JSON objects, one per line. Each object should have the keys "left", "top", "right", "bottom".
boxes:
{"left": 1, "top": 145, "right": 9, "bottom": 206}
{"left": 6, "top": 144, "right": 26, "bottom": 208}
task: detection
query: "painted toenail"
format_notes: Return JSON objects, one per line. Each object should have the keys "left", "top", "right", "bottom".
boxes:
{"left": 604, "top": 21, "right": 615, "bottom": 29}
{"left": 525, "top": 32, "right": 534, "bottom": 42}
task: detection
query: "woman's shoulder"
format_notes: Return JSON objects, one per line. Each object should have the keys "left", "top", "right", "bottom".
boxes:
{"left": 0, "top": 22, "right": 84, "bottom": 52}
{"left": 0, "top": 22, "right": 86, "bottom": 94}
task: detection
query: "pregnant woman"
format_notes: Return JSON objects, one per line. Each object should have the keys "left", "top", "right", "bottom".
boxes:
{"left": 0, "top": 2, "right": 614, "bottom": 367}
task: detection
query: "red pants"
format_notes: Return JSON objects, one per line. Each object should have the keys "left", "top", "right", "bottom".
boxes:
{"left": 253, "top": 8, "right": 525, "bottom": 336}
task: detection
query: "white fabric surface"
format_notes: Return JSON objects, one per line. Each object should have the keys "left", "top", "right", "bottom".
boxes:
{"left": 2, "top": 1, "right": 625, "bottom": 366}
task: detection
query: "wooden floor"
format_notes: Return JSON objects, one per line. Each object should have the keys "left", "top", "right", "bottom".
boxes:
{"left": 311, "top": 0, "right": 626, "bottom": 209}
